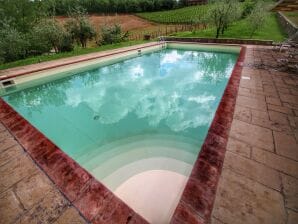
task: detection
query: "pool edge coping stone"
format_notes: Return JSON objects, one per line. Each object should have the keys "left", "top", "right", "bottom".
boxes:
{"left": 0, "top": 44, "right": 246, "bottom": 224}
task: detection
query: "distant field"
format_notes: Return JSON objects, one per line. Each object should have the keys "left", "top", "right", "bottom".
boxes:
{"left": 56, "top": 14, "right": 188, "bottom": 42}
{"left": 136, "top": 5, "right": 209, "bottom": 24}
{"left": 57, "top": 14, "right": 155, "bottom": 32}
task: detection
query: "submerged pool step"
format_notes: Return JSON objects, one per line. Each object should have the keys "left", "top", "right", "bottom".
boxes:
{"left": 78, "top": 134, "right": 201, "bottom": 169}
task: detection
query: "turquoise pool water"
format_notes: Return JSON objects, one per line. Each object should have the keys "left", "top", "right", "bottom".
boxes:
{"left": 2, "top": 47, "right": 238, "bottom": 223}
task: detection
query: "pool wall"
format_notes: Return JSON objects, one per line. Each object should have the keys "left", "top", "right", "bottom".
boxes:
{"left": 0, "top": 42, "right": 246, "bottom": 223}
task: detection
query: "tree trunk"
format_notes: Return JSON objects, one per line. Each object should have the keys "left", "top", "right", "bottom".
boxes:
{"left": 216, "top": 27, "right": 220, "bottom": 38}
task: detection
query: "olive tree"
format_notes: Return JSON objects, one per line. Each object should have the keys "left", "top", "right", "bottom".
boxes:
{"left": 30, "top": 19, "right": 73, "bottom": 53}
{"left": 208, "top": 0, "right": 242, "bottom": 38}
{"left": 247, "top": 1, "right": 267, "bottom": 38}
{"left": 65, "top": 9, "right": 96, "bottom": 48}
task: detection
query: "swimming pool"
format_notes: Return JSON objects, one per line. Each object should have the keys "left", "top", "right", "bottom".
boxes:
{"left": 1, "top": 43, "right": 241, "bottom": 223}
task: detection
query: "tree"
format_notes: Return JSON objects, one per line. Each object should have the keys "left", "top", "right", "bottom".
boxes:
{"left": 30, "top": 19, "right": 73, "bottom": 54}
{"left": 242, "top": 0, "right": 257, "bottom": 18}
{"left": 65, "top": 9, "right": 96, "bottom": 48}
{"left": 208, "top": 0, "right": 242, "bottom": 38}
{"left": 0, "top": 24, "right": 28, "bottom": 62}
{"left": 247, "top": 1, "right": 267, "bottom": 38}
{"left": 0, "top": 0, "right": 46, "bottom": 33}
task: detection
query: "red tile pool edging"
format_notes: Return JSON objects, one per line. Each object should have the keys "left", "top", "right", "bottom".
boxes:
{"left": 171, "top": 46, "right": 246, "bottom": 224}
{"left": 0, "top": 45, "right": 246, "bottom": 224}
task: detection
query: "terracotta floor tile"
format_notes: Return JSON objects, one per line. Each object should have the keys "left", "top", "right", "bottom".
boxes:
{"left": 226, "top": 137, "right": 251, "bottom": 158}
{"left": 223, "top": 151, "right": 281, "bottom": 191}
{"left": 233, "top": 105, "right": 252, "bottom": 123}
{"left": 251, "top": 115, "right": 292, "bottom": 134}
{"left": 0, "top": 155, "right": 38, "bottom": 194}
{"left": 269, "top": 110, "right": 290, "bottom": 125}
{"left": 14, "top": 172, "right": 54, "bottom": 210}
{"left": 230, "top": 119, "right": 274, "bottom": 151}
{"left": 252, "top": 147, "right": 298, "bottom": 179}
{"left": 266, "top": 96, "right": 282, "bottom": 106}
{"left": 236, "top": 95, "right": 267, "bottom": 111}
{"left": 0, "top": 190, "right": 24, "bottom": 224}
{"left": 280, "top": 93, "right": 298, "bottom": 105}
{"left": 16, "top": 188, "right": 69, "bottom": 224}
{"left": 274, "top": 132, "right": 298, "bottom": 161}
{"left": 0, "top": 136, "right": 19, "bottom": 153}
{"left": 268, "top": 104, "right": 293, "bottom": 115}
{"left": 0, "top": 123, "right": 5, "bottom": 132}
{"left": 212, "top": 169, "right": 286, "bottom": 224}
{"left": 287, "top": 210, "right": 298, "bottom": 224}
{"left": 251, "top": 108, "right": 269, "bottom": 120}
{"left": 0, "top": 145, "right": 23, "bottom": 166}
{"left": 281, "top": 174, "right": 298, "bottom": 212}
{"left": 54, "top": 206, "right": 87, "bottom": 224}
{"left": 0, "top": 131, "right": 11, "bottom": 142}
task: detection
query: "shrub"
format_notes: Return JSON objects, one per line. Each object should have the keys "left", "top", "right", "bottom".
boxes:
{"left": 58, "top": 33, "right": 74, "bottom": 52}
{"left": 100, "top": 24, "right": 128, "bottom": 45}
{"left": 0, "top": 25, "right": 28, "bottom": 62}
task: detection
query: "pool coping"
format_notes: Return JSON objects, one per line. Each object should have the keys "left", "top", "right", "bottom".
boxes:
{"left": 0, "top": 44, "right": 246, "bottom": 223}
{"left": 0, "top": 42, "right": 161, "bottom": 81}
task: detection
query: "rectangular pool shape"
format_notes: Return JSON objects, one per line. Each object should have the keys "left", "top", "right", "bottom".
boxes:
{"left": 1, "top": 43, "right": 240, "bottom": 223}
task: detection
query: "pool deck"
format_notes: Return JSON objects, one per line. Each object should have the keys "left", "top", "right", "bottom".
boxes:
{"left": 0, "top": 44, "right": 298, "bottom": 224}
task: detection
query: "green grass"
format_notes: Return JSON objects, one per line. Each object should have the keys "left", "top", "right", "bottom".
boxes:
{"left": 172, "top": 13, "right": 287, "bottom": 42}
{"left": 283, "top": 12, "right": 298, "bottom": 26}
{"left": 0, "top": 40, "right": 149, "bottom": 71}
{"left": 136, "top": 5, "right": 210, "bottom": 24}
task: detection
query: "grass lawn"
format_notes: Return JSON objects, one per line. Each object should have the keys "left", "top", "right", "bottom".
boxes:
{"left": 172, "top": 13, "right": 287, "bottom": 42}
{"left": 0, "top": 40, "right": 149, "bottom": 71}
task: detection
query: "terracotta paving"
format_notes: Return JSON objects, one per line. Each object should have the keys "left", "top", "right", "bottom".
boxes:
{"left": 0, "top": 126, "right": 87, "bottom": 224}
{"left": 211, "top": 46, "right": 298, "bottom": 224}
{"left": 0, "top": 44, "right": 297, "bottom": 224}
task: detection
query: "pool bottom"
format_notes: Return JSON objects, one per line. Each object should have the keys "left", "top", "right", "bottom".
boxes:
{"left": 0, "top": 44, "right": 246, "bottom": 224}
{"left": 84, "top": 135, "right": 201, "bottom": 223}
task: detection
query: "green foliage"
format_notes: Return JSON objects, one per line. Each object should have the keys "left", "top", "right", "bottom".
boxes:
{"left": 30, "top": 19, "right": 70, "bottom": 53}
{"left": 0, "top": 25, "right": 28, "bottom": 62}
{"left": 173, "top": 13, "right": 287, "bottom": 42}
{"left": 242, "top": 0, "right": 257, "bottom": 18}
{"left": 65, "top": 10, "right": 96, "bottom": 48}
{"left": 44, "top": 0, "right": 179, "bottom": 15}
{"left": 207, "top": 0, "right": 242, "bottom": 38}
{"left": 0, "top": 0, "right": 46, "bottom": 33}
{"left": 247, "top": 1, "right": 267, "bottom": 38}
{"left": 100, "top": 24, "right": 128, "bottom": 45}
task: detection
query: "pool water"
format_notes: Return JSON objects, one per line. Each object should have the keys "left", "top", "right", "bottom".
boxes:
{"left": 3, "top": 48, "right": 238, "bottom": 223}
